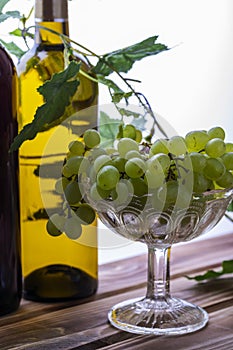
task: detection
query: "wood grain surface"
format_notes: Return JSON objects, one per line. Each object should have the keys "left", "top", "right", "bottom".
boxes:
{"left": 0, "top": 233, "right": 232, "bottom": 350}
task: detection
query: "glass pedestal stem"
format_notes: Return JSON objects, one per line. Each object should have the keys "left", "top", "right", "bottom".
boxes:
{"left": 146, "top": 245, "right": 171, "bottom": 301}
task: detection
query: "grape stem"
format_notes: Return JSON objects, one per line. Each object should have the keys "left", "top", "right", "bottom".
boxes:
{"left": 23, "top": 25, "right": 168, "bottom": 140}
{"left": 225, "top": 212, "right": 233, "bottom": 223}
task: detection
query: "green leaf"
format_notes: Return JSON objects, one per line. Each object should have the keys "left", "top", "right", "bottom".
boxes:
{"left": 0, "top": 13, "right": 7, "bottom": 22}
{"left": 186, "top": 260, "right": 233, "bottom": 282}
{"left": 0, "top": 10, "right": 21, "bottom": 23}
{"left": 9, "top": 28, "right": 34, "bottom": 40}
{"left": 112, "top": 91, "right": 133, "bottom": 104}
{"left": 227, "top": 200, "right": 233, "bottom": 212}
{"left": 97, "top": 75, "right": 124, "bottom": 94}
{"left": 0, "top": 39, "right": 25, "bottom": 58}
{"left": 5, "top": 10, "right": 21, "bottom": 18}
{"left": 0, "top": 0, "right": 10, "bottom": 12}
{"left": 97, "top": 75, "right": 134, "bottom": 103}
{"left": 93, "top": 36, "right": 169, "bottom": 76}
{"left": 10, "top": 61, "right": 81, "bottom": 151}
{"left": 9, "top": 28, "right": 23, "bottom": 36}
{"left": 118, "top": 107, "right": 141, "bottom": 118}
{"left": 99, "top": 111, "right": 122, "bottom": 144}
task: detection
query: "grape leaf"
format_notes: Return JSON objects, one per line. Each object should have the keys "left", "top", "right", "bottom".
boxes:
{"left": 10, "top": 61, "right": 80, "bottom": 151}
{"left": 227, "top": 200, "right": 233, "bottom": 212}
{"left": 93, "top": 36, "right": 169, "bottom": 76}
{"left": 97, "top": 75, "right": 134, "bottom": 103}
{"left": 0, "top": 38, "right": 25, "bottom": 58}
{"left": 0, "top": 0, "right": 10, "bottom": 13}
{"left": 97, "top": 75, "right": 124, "bottom": 94}
{"left": 9, "top": 28, "right": 22, "bottom": 36}
{"left": 186, "top": 260, "right": 233, "bottom": 281}
{"left": 9, "top": 28, "right": 34, "bottom": 40}
{"left": 99, "top": 111, "right": 122, "bottom": 144}
{"left": 0, "top": 6, "right": 21, "bottom": 23}
{"left": 118, "top": 107, "right": 141, "bottom": 119}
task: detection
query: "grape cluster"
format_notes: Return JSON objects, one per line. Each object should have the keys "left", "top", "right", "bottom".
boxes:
{"left": 47, "top": 125, "right": 233, "bottom": 239}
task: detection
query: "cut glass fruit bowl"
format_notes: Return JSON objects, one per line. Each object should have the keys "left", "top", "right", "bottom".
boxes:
{"left": 83, "top": 181, "right": 233, "bottom": 335}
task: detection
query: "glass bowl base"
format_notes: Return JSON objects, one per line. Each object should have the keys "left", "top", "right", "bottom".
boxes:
{"left": 108, "top": 296, "right": 209, "bottom": 335}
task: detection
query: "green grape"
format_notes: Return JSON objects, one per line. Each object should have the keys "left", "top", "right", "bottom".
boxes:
{"left": 90, "top": 182, "right": 111, "bottom": 200}
{"left": 221, "top": 152, "right": 233, "bottom": 170}
{"left": 158, "top": 180, "right": 178, "bottom": 205}
{"left": 50, "top": 213, "right": 65, "bottom": 231}
{"left": 64, "top": 181, "right": 82, "bottom": 205}
{"left": 93, "top": 154, "right": 113, "bottom": 173}
{"left": 90, "top": 147, "right": 107, "bottom": 160}
{"left": 88, "top": 166, "right": 97, "bottom": 183}
{"left": 150, "top": 139, "right": 169, "bottom": 155}
{"left": 68, "top": 140, "right": 85, "bottom": 155}
{"left": 129, "top": 177, "right": 148, "bottom": 196}
{"left": 150, "top": 188, "right": 164, "bottom": 211}
{"left": 216, "top": 170, "right": 233, "bottom": 188}
{"left": 75, "top": 203, "right": 96, "bottom": 225}
{"left": 205, "top": 138, "right": 226, "bottom": 157}
{"left": 208, "top": 126, "right": 225, "bottom": 140}
{"left": 135, "top": 129, "right": 142, "bottom": 143}
{"left": 110, "top": 180, "right": 132, "bottom": 205}
{"left": 203, "top": 158, "right": 226, "bottom": 180}
{"left": 175, "top": 180, "right": 193, "bottom": 209}
{"left": 116, "top": 124, "right": 123, "bottom": 139}
{"left": 147, "top": 153, "right": 170, "bottom": 173}
{"left": 97, "top": 165, "right": 120, "bottom": 190}
{"left": 123, "top": 124, "right": 136, "bottom": 139}
{"left": 168, "top": 136, "right": 187, "bottom": 156}
{"left": 62, "top": 164, "right": 74, "bottom": 178}
{"left": 54, "top": 177, "right": 70, "bottom": 194}
{"left": 144, "top": 169, "right": 165, "bottom": 189}
{"left": 83, "top": 129, "right": 101, "bottom": 148}
{"left": 173, "top": 153, "right": 193, "bottom": 180}
{"left": 225, "top": 142, "right": 233, "bottom": 152}
{"left": 117, "top": 137, "right": 139, "bottom": 157}
{"left": 125, "top": 150, "right": 143, "bottom": 160}
{"left": 125, "top": 157, "right": 146, "bottom": 178}
{"left": 189, "top": 152, "right": 207, "bottom": 172}
{"left": 46, "top": 214, "right": 64, "bottom": 236}
{"left": 66, "top": 151, "right": 78, "bottom": 160}
{"left": 193, "top": 172, "right": 213, "bottom": 193}
{"left": 112, "top": 156, "right": 126, "bottom": 173}
{"left": 105, "top": 147, "right": 117, "bottom": 155}
{"left": 64, "top": 216, "right": 82, "bottom": 240}
{"left": 185, "top": 130, "right": 209, "bottom": 152}
{"left": 65, "top": 156, "right": 89, "bottom": 176}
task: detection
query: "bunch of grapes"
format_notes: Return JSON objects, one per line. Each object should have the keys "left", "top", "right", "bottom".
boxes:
{"left": 47, "top": 125, "right": 233, "bottom": 239}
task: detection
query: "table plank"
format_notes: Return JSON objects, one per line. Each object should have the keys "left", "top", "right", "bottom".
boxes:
{"left": 98, "top": 233, "right": 233, "bottom": 295}
{"left": 0, "top": 233, "right": 232, "bottom": 350}
{"left": 98, "top": 307, "right": 233, "bottom": 350}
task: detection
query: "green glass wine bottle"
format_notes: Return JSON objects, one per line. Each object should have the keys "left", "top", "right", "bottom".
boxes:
{"left": 0, "top": 45, "right": 22, "bottom": 315}
{"left": 17, "top": 0, "right": 98, "bottom": 301}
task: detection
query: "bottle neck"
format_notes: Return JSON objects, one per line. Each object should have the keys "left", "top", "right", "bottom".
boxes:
{"left": 35, "top": 0, "right": 69, "bottom": 44}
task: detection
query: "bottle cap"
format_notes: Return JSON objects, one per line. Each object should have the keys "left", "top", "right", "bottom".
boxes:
{"left": 35, "top": 0, "right": 68, "bottom": 21}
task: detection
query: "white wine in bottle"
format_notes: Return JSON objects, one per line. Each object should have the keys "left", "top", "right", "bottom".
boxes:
{"left": 17, "top": 0, "right": 98, "bottom": 301}
{"left": 0, "top": 45, "right": 21, "bottom": 315}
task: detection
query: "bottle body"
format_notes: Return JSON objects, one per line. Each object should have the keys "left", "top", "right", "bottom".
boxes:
{"left": 0, "top": 46, "right": 22, "bottom": 315}
{"left": 18, "top": 2, "right": 98, "bottom": 301}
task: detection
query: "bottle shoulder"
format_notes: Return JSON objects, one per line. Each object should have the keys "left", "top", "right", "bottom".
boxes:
{"left": 0, "top": 45, "right": 15, "bottom": 76}
{"left": 17, "top": 44, "right": 65, "bottom": 78}
{"left": 17, "top": 43, "right": 92, "bottom": 76}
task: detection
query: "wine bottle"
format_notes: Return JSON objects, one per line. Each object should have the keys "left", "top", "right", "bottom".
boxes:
{"left": 17, "top": 0, "right": 98, "bottom": 301}
{"left": 0, "top": 45, "right": 22, "bottom": 315}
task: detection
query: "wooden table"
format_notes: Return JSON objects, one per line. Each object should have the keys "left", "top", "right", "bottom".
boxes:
{"left": 0, "top": 233, "right": 232, "bottom": 350}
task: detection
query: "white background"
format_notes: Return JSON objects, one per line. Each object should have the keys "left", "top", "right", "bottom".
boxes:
{"left": 1, "top": 0, "right": 233, "bottom": 263}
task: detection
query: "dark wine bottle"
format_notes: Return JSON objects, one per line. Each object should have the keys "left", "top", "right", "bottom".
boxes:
{"left": 17, "top": 0, "right": 98, "bottom": 301}
{"left": 0, "top": 45, "right": 22, "bottom": 316}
